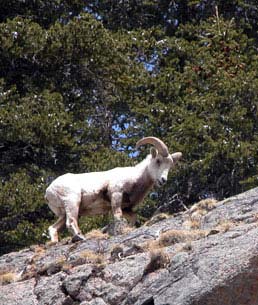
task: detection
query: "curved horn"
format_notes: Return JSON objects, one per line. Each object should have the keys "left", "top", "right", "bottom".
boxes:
{"left": 136, "top": 137, "right": 169, "bottom": 157}
{"left": 171, "top": 152, "right": 182, "bottom": 162}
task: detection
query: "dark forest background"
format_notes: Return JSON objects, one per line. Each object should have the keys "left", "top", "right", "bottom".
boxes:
{"left": 0, "top": 0, "right": 257, "bottom": 254}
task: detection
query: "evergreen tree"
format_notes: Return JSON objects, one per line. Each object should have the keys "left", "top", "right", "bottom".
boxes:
{"left": 0, "top": 9, "right": 141, "bottom": 254}
{"left": 130, "top": 16, "right": 258, "bottom": 205}
{"left": 0, "top": 1, "right": 257, "bottom": 254}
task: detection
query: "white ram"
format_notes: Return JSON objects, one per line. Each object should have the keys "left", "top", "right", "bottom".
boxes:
{"left": 45, "top": 137, "right": 182, "bottom": 242}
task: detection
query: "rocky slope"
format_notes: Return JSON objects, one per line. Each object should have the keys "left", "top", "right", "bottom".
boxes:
{"left": 1, "top": 187, "right": 258, "bottom": 305}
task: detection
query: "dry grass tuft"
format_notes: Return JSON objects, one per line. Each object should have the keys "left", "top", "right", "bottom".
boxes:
{"left": 158, "top": 229, "right": 207, "bottom": 247}
{"left": 197, "top": 198, "right": 218, "bottom": 210}
{"left": 190, "top": 208, "right": 208, "bottom": 220}
{"left": 30, "top": 245, "right": 46, "bottom": 264}
{"left": 0, "top": 272, "right": 18, "bottom": 285}
{"left": 182, "top": 218, "right": 201, "bottom": 230}
{"left": 37, "top": 255, "right": 67, "bottom": 276}
{"left": 215, "top": 219, "right": 236, "bottom": 233}
{"left": 30, "top": 244, "right": 46, "bottom": 252}
{"left": 141, "top": 239, "right": 160, "bottom": 252}
{"left": 190, "top": 198, "right": 218, "bottom": 213}
{"left": 61, "top": 263, "right": 73, "bottom": 273}
{"left": 143, "top": 249, "right": 170, "bottom": 277}
{"left": 142, "top": 228, "right": 207, "bottom": 251}
{"left": 158, "top": 230, "right": 185, "bottom": 246}
{"left": 121, "top": 226, "right": 134, "bottom": 234}
{"left": 79, "top": 250, "right": 104, "bottom": 265}
{"left": 0, "top": 268, "right": 11, "bottom": 276}
{"left": 183, "top": 198, "right": 218, "bottom": 230}
{"left": 86, "top": 229, "right": 109, "bottom": 240}
{"left": 55, "top": 255, "right": 67, "bottom": 265}
{"left": 144, "top": 213, "right": 171, "bottom": 226}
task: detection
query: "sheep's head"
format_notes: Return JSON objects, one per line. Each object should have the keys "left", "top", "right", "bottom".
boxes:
{"left": 136, "top": 137, "right": 182, "bottom": 187}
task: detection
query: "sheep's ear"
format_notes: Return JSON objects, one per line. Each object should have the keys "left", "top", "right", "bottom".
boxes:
{"left": 171, "top": 152, "right": 182, "bottom": 163}
{"left": 150, "top": 147, "right": 158, "bottom": 158}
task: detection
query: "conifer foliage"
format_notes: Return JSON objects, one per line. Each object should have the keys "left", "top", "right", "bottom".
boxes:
{"left": 0, "top": 1, "right": 257, "bottom": 254}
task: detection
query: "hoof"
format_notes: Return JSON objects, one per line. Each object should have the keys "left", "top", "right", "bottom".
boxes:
{"left": 46, "top": 241, "right": 58, "bottom": 247}
{"left": 72, "top": 234, "right": 86, "bottom": 243}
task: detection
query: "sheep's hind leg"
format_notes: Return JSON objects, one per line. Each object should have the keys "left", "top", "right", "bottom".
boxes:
{"left": 65, "top": 204, "right": 86, "bottom": 242}
{"left": 48, "top": 215, "right": 66, "bottom": 243}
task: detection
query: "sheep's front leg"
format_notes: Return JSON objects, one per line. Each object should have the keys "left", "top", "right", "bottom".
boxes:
{"left": 108, "top": 192, "right": 128, "bottom": 235}
{"left": 111, "top": 192, "right": 123, "bottom": 221}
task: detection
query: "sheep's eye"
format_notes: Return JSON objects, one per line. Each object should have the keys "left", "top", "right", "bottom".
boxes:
{"left": 156, "top": 159, "right": 161, "bottom": 166}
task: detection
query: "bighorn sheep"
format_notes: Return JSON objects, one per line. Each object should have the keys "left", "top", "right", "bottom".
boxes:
{"left": 45, "top": 137, "right": 182, "bottom": 242}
